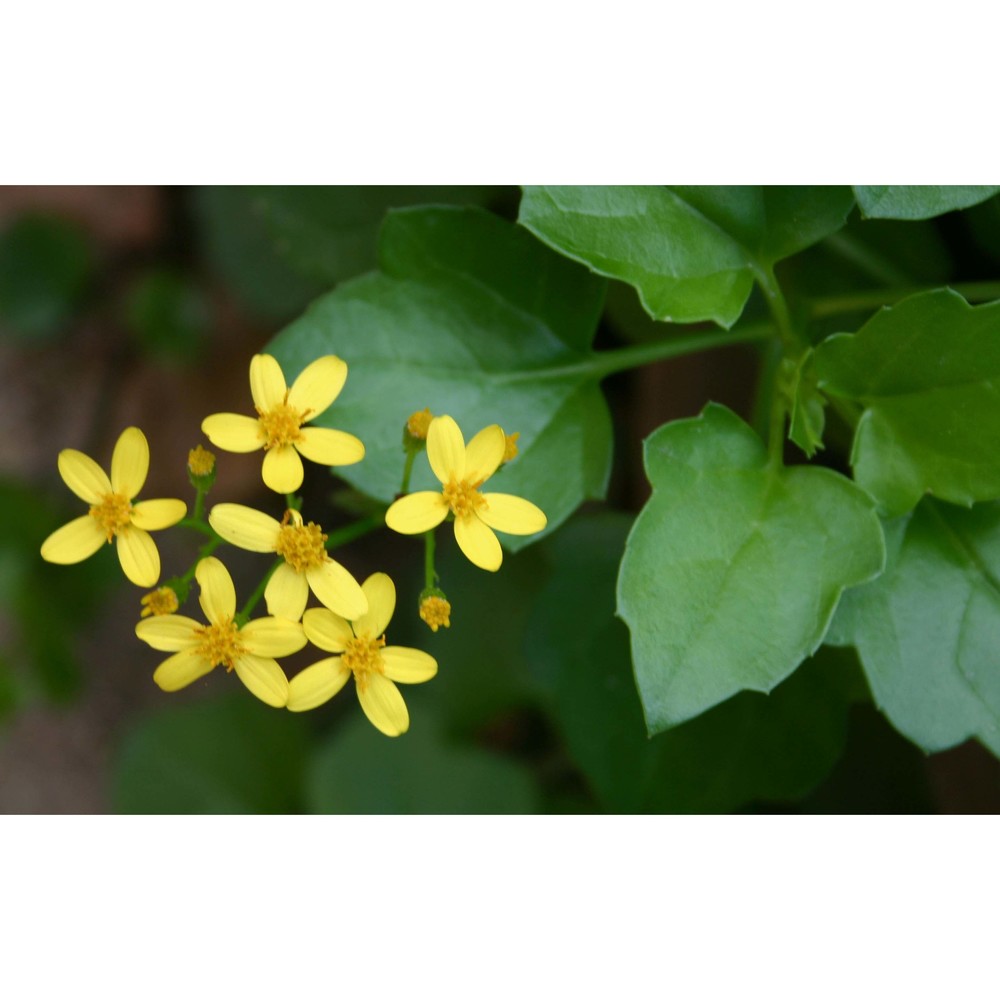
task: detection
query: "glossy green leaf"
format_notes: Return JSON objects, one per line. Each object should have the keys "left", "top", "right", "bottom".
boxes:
{"left": 257, "top": 185, "right": 504, "bottom": 286}
{"left": 267, "top": 205, "right": 611, "bottom": 546}
{"left": 815, "top": 289, "right": 1000, "bottom": 515}
{"left": 854, "top": 186, "right": 1000, "bottom": 220}
{"left": 0, "top": 215, "right": 93, "bottom": 341}
{"left": 527, "top": 513, "right": 858, "bottom": 812}
{"left": 305, "top": 700, "right": 538, "bottom": 813}
{"left": 518, "top": 186, "right": 854, "bottom": 327}
{"left": 617, "top": 404, "right": 885, "bottom": 733}
{"left": 113, "top": 696, "right": 308, "bottom": 813}
{"left": 825, "top": 500, "right": 1000, "bottom": 757}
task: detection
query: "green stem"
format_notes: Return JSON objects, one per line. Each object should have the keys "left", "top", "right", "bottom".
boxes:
{"left": 179, "top": 536, "right": 223, "bottom": 584}
{"left": 808, "top": 281, "right": 1000, "bottom": 320}
{"left": 755, "top": 266, "right": 798, "bottom": 350}
{"left": 179, "top": 517, "right": 216, "bottom": 539}
{"left": 424, "top": 529, "right": 437, "bottom": 591}
{"left": 285, "top": 493, "right": 301, "bottom": 512}
{"left": 239, "top": 557, "right": 283, "bottom": 621}
{"left": 400, "top": 449, "right": 418, "bottom": 494}
{"left": 497, "top": 322, "right": 774, "bottom": 384}
{"left": 192, "top": 488, "right": 205, "bottom": 524}
{"left": 324, "top": 513, "right": 384, "bottom": 551}
{"left": 821, "top": 231, "right": 913, "bottom": 287}
{"left": 767, "top": 383, "right": 786, "bottom": 469}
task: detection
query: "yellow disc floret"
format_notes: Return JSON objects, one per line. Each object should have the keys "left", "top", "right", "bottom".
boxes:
{"left": 256, "top": 395, "right": 311, "bottom": 450}
{"left": 419, "top": 595, "right": 451, "bottom": 632}
{"left": 341, "top": 633, "right": 387, "bottom": 692}
{"left": 187, "top": 445, "right": 216, "bottom": 477}
{"left": 275, "top": 511, "right": 328, "bottom": 573}
{"left": 195, "top": 620, "right": 246, "bottom": 672}
{"left": 141, "top": 586, "right": 179, "bottom": 617}
{"left": 442, "top": 479, "right": 487, "bottom": 519}
{"left": 406, "top": 408, "right": 434, "bottom": 440}
{"left": 89, "top": 492, "right": 133, "bottom": 541}
{"left": 502, "top": 431, "right": 520, "bottom": 463}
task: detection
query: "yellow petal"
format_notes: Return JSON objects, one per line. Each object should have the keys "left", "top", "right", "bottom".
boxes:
{"left": 454, "top": 515, "right": 502, "bottom": 572}
{"left": 357, "top": 673, "right": 409, "bottom": 736}
{"left": 110, "top": 426, "right": 149, "bottom": 498}
{"left": 426, "top": 415, "right": 465, "bottom": 484}
{"left": 264, "top": 562, "right": 310, "bottom": 621}
{"left": 295, "top": 427, "right": 365, "bottom": 467}
{"left": 117, "top": 527, "right": 160, "bottom": 586}
{"left": 287, "top": 355, "right": 348, "bottom": 416}
{"left": 262, "top": 445, "right": 304, "bottom": 493}
{"left": 464, "top": 425, "right": 505, "bottom": 485}
{"left": 57, "top": 449, "right": 112, "bottom": 503}
{"left": 240, "top": 616, "right": 307, "bottom": 657}
{"left": 153, "top": 648, "right": 214, "bottom": 692}
{"left": 355, "top": 573, "right": 395, "bottom": 638}
{"left": 250, "top": 354, "right": 287, "bottom": 412}
{"left": 287, "top": 658, "right": 351, "bottom": 712}
{"left": 208, "top": 503, "right": 280, "bottom": 552}
{"left": 234, "top": 653, "right": 289, "bottom": 708}
{"left": 307, "top": 559, "right": 368, "bottom": 620}
{"left": 302, "top": 607, "right": 354, "bottom": 653}
{"left": 201, "top": 413, "right": 264, "bottom": 453}
{"left": 196, "top": 556, "right": 237, "bottom": 624}
{"left": 382, "top": 646, "right": 438, "bottom": 684}
{"left": 130, "top": 498, "right": 187, "bottom": 532}
{"left": 478, "top": 493, "right": 548, "bottom": 535}
{"left": 40, "top": 515, "right": 106, "bottom": 564}
{"left": 385, "top": 492, "right": 449, "bottom": 534}
{"left": 135, "top": 615, "right": 203, "bottom": 652}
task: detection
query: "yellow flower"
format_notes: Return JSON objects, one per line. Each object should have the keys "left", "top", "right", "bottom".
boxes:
{"left": 419, "top": 594, "right": 451, "bottom": 632}
{"left": 502, "top": 431, "right": 520, "bottom": 463}
{"left": 40, "top": 426, "right": 187, "bottom": 587}
{"left": 406, "top": 408, "right": 434, "bottom": 440}
{"left": 135, "top": 556, "right": 306, "bottom": 708}
{"left": 208, "top": 503, "right": 368, "bottom": 622}
{"left": 201, "top": 353, "right": 365, "bottom": 494}
{"left": 141, "top": 586, "right": 179, "bottom": 617}
{"left": 384, "top": 415, "right": 547, "bottom": 572}
{"left": 288, "top": 573, "right": 437, "bottom": 736}
{"left": 187, "top": 445, "right": 215, "bottom": 477}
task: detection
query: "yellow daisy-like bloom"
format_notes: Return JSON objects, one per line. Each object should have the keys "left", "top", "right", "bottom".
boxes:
{"left": 40, "top": 426, "right": 187, "bottom": 587}
{"left": 140, "top": 586, "right": 179, "bottom": 617}
{"left": 187, "top": 445, "right": 215, "bottom": 477}
{"left": 384, "top": 415, "right": 547, "bottom": 572}
{"left": 288, "top": 573, "right": 437, "bottom": 736}
{"left": 135, "top": 556, "right": 306, "bottom": 708}
{"left": 406, "top": 408, "right": 434, "bottom": 440}
{"left": 201, "top": 353, "right": 365, "bottom": 494}
{"left": 208, "top": 503, "right": 368, "bottom": 622}
{"left": 419, "top": 594, "right": 451, "bottom": 632}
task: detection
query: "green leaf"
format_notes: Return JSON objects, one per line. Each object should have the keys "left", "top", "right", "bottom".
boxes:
{"left": 123, "top": 269, "right": 210, "bottom": 363}
{"left": 826, "top": 499, "right": 1000, "bottom": 757}
{"left": 527, "top": 513, "right": 858, "bottom": 812}
{"left": 815, "top": 289, "right": 1000, "bottom": 515}
{"left": 617, "top": 404, "right": 885, "bottom": 733}
{"left": 256, "top": 185, "right": 504, "bottom": 286}
{"left": 113, "top": 696, "right": 308, "bottom": 813}
{"left": 0, "top": 215, "right": 93, "bottom": 341}
{"left": 781, "top": 350, "right": 827, "bottom": 458}
{"left": 267, "top": 205, "right": 611, "bottom": 547}
{"left": 305, "top": 700, "right": 538, "bottom": 813}
{"left": 518, "top": 186, "right": 854, "bottom": 327}
{"left": 854, "top": 186, "right": 1000, "bottom": 220}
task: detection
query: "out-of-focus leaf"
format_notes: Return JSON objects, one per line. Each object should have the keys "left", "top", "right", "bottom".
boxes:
{"left": 815, "top": 289, "right": 1000, "bottom": 515}
{"left": 305, "top": 698, "right": 538, "bottom": 813}
{"left": 781, "top": 350, "right": 826, "bottom": 458}
{"left": 854, "top": 185, "right": 1000, "bottom": 220}
{"left": 113, "top": 696, "right": 308, "bottom": 813}
{"left": 268, "top": 205, "right": 611, "bottom": 547}
{"left": 0, "top": 215, "right": 93, "bottom": 341}
{"left": 124, "top": 269, "right": 210, "bottom": 362}
{"left": 617, "top": 404, "right": 884, "bottom": 733}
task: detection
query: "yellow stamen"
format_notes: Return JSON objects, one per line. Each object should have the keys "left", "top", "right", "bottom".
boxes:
{"left": 502, "top": 431, "right": 520, "bottom": 463}
{"left": 406, "top": 408, "right": 434, "bottom": 440}
{"left": 256, "top": 393, "right": 311, "bottom": 449}
{"left": 442, "top": 479, "right": 487, "bottom": 519}
{"left": 187, "top": 445, "right": 216, "bottom": 476}
{"left": 141, "top": 586, "right": 179, "bottom": 617}
{"left": 342, "top": 633, "right": 387, "bottom": 693}
{"left": 419, "top": 596, "right": 451, "bottom": 632}
{"left": 194, "top": 620, "right": 245, "bottom": 672}
{"left": 89, "top": 492, "right": 133, "bottom": 541}
{"left": 275, "top": 514, "right": 328, "bottom": 573}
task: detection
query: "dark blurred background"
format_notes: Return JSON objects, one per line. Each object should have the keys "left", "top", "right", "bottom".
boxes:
{"left": 1, "top": 185, "right": 999, "bottom": 813}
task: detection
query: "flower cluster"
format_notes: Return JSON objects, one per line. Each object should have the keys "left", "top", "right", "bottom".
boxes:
{"left": 40, "top": 352, "right": 547, "bottom": 736}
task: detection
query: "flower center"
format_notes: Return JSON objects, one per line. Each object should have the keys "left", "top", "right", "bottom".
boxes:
{"left": 275, "top": 518, "right": 328, "bottom": 572}
{"left": 342, "top": 632, "right": 386, "bottom": 692}
{"left": 256, "top": 394, "right": 311, "bottom": 449}
{"left": 89, "top": 492, "right": 133, "bottom": 540}
{"left": 442, "top": 479, "right": 487, "bottom": 519}
{"left": 141, "top": 586, "right": 179, "bottom": 617}
{"left": 195, "top": 619, "right": 246, "bottom": 672}
{"left": 419, "top": 595, "right": 451, "bottom": 632}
